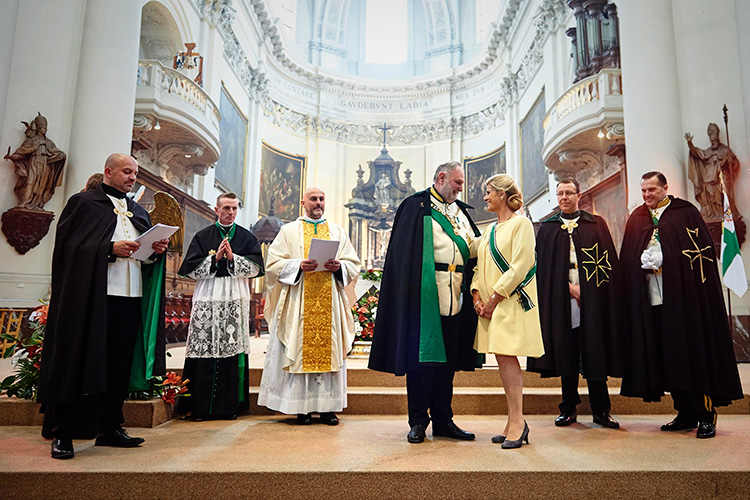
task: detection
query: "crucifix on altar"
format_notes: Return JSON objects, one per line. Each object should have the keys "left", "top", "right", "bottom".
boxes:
{"left": 379, "top": 123, "right": 392, "bottom": 149}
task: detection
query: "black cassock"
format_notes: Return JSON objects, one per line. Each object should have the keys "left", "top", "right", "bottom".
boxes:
{"left": 619, "top": 197, "right": 742, "bottom": 406}
{"left": 177, "top": 223, "right": 263, "bottom": 419}
{"left": 527, "top": 211, "right": 625, "bottom": 380}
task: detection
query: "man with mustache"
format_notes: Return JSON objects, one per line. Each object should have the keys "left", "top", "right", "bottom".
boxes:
{"left": 258, "top": 187, "right": 361, "bottom": 425}
{"left": 369, "top": 161, "right": 481, "bottom": 443}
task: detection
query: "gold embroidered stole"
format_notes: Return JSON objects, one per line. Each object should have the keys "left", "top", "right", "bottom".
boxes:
{"left": 302, "top": 221, "right": 333, "bottom": 372}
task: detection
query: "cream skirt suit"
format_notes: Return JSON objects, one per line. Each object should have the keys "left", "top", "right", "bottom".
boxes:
{"left": 471, "top": 215, "right": 544, "bottom": 357}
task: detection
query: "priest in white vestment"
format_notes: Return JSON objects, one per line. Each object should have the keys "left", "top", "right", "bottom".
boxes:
{"left": 258, "top": 187, "right": 361, "bottom": 425}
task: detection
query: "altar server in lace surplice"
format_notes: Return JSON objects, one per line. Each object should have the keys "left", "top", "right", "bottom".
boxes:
{"left": 177, "top": 193, "right": 264, "bottom": 420}
{"left": 258, "top": 187, "right": 361, "bottom": 426}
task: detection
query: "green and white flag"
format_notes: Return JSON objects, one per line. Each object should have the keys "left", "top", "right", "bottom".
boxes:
{"left": 721, "top": 192, "right": 747, "bottom": 298}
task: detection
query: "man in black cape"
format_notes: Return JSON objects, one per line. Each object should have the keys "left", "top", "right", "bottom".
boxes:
{"left": 369, "top": 161, "right": 481, "bottom": 444}
{"left": 177, "top": 192, "right": 264, "bottom": 420}
{"left": 527, "top": 179, "right": 623, "bottom": 429}
{"left": 38, "top": 154, "right": 169, "bottom": 459}
{"left": 620, "top": 171, "right": 742, "bottom": 439}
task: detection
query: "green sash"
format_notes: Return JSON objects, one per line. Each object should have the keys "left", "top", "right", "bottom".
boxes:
{"left": 430, "top": 209, "right": 471, "bottom": 264}
{"left": 488, "top": 223, "right": 537, "bottom": 312}
{"left": 128, "top": 255, "right": 166, "bottom": 391}
{"left": 419, "top": 214, "right": 447, "bottom": 363}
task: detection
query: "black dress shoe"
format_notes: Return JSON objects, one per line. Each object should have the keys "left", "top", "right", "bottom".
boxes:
{"left": 432, "top": 422, "right": 476, "bottom": 440}
{"left": 51, "top": 438, "right": 74, "bottom": 459}
{"left": 297, "top": 413, "right": 313, "bottom": 425}
{"left": 592, "top": 412, "right": 620, "bottom": 429}
{"left": 555, "top": 412, "right": 577, "bottom": 427}
{"left": 95, "top": 428, "right": 145, "bottom": 448}
{"left": 660, "top": 416, "right": 697, "bottom": 431}
{"left": 407, "top": 424, "right": 426, "bottom": 443}
{"left": 696, "top": 422, "right": 716, "bottom": 439}
{"left": 320, "top": 412, "right": 339, "bottom": 426}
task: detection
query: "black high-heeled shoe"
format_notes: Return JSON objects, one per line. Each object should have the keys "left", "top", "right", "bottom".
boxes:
{"left": 491, "top": 434, "right": 506, "bottom": 443}
{"left": 501, "top": 421, "right": 529, "bottom": 449}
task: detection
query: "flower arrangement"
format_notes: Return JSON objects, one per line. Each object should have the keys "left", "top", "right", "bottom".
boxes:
{"left": 360, "top": 269, "right": 383, "bottom": 281}
{"left": 352, "top": 290, "right": 378, "bottom": 342}
{"left": 128, "top": 371, "right": 190, "bottom": 405}
{"left": 1, "top": 300, "right": 188, "bottom": 406}
{"left": 0, "top": 302, "right": 47, "bottom": 400}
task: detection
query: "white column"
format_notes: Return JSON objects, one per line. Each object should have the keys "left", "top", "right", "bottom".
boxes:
{"left": 64, "top": 0, "right": 142, "bottom": 197}
{"left": 619, "top": 0, "right": 686, "bottom": 209}
{"left": 0, "top": 0, "right": 87, "bottom": 306}
{"left": 245, "top": 97, "right": 263, "bottom": 224}
{"left": 0, "top": 0, "right": 19, "bottom": 144}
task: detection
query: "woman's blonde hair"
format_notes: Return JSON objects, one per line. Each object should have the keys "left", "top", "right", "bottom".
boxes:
{"left": 486, "top": 174, "right": 523, "bottom": 211}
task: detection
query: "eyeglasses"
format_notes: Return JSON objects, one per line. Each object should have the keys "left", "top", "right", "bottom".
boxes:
{"left": 556, "top": 191, "right": 579, "bottom": 198}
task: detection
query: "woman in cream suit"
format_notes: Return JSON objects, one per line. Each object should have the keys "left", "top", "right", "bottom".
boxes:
{"left": 471, "top": 174, "right": 544, "bottom": 449}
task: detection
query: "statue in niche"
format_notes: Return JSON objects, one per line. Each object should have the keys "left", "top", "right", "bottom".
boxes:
{"left": 685, "top": 123, "right": 741, "bottom": 223}
{"left": 374, "top": 173, "right": 392, "bottom": 208}
{"left": 4, "top": 113, "right": 66, "bottom": 210}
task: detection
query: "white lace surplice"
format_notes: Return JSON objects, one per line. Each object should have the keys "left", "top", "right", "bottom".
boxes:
{"left": 185, "top": 255, "right": 260, "bottom": 359}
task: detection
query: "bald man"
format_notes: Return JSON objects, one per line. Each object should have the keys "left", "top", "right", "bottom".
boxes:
{"left": 258, "top": 187, "right": 361, "bottom": 425}
{"left": 38, "top": 154, "right": 169, "bottom": 459}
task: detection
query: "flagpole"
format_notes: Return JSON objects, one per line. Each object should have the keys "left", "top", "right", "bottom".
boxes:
{"left": 722, "top": 104, "right": 733, "bottom": 322}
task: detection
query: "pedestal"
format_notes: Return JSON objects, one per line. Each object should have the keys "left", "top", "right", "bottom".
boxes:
{"left": 349, "top": 340, "right": 372, "bottom": 359}
{"left": 1, "top": 207, "right": 54, "bottom": 255}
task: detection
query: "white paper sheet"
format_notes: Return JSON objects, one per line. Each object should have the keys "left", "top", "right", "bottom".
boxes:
{"left": 570, "top": 298, "right": 581, "bottom": 329}
{"left": 130, "top": 223, "right": 179, "bottom": 261}
{"left": 307, "top": 238, "right": 339, "bottom": 271}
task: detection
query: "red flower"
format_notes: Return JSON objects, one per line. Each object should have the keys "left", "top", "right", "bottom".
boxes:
{"left": 367, "top": 296, "right": 378, "bottom": 303}
{"left": 162, "top": 371, "right": 183, "bottom": 387}
{"left": 162, "top": 388, "right": 176, "bottom": 405}
{"left": 32, "top": 304, "right": 49, "bottom": 325}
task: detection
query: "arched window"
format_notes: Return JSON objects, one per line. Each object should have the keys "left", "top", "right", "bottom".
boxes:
{"left": 364, "top": 0, "right": 407, "bottom": 64}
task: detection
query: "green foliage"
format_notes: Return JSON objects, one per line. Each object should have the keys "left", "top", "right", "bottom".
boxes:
{"left": 360, "top": 269, "right": 383, "bottom": 281}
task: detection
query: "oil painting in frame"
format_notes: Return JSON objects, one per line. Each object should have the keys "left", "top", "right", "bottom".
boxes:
{"left": 464, "top": 144, "right": 507, "bottom": 224}
{"left": 519, "top": 89, "right": 548, "bottom": 204}
{"left": 259, "top": 141, "right": 306, "bottom": 222}
{"left": 215, "top": 83, "right": 248, "bottom": 198}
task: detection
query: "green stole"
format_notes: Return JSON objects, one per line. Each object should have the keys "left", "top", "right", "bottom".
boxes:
{"left": 215, "top": 221, "right": 237, "bottom": 241}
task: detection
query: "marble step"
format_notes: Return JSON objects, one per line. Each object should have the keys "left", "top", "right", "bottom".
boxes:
{"left": 245, "top": 388, "right": 750, "bottom": 416}
{"left": 171, "top": 367, "right": 624, "bottom": 388}
{"left": 0, "top": 396, "right": 174, "bottom": 428}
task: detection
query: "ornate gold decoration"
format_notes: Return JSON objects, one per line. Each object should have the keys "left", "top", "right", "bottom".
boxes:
{"left": 560, "top": 220, "right": 578, "bottom": 231}
{"left": 581, "top": 243, "right": 611, "bottom": 286}
{"left": 149, "top": 191, "right": 184, "bottom": 254}
{"left": 302, "top": 221, "right": 333, "bottom": 372}
{"left": 681, "top": 227, "right": 713, "bottom": 283}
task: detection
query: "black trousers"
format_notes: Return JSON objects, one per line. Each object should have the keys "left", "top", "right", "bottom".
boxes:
{"left": 559, "top": 375, "right": 611, "bottom": 415}
{"left": 672, "top": 392, "right": 717, "bottom": 424}
{"left": 406, "top": 314, "right": 461, "bottom": 428}
{"left": 48, "top": 296, "right": 141, "bottom": 439}
{"left": 557, "top": 327, "right": 611, "bottom": 415}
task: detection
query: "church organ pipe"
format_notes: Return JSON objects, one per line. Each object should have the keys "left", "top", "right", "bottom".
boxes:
{"left": 568, "top": 0, "right": 620, "bottom": 83}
